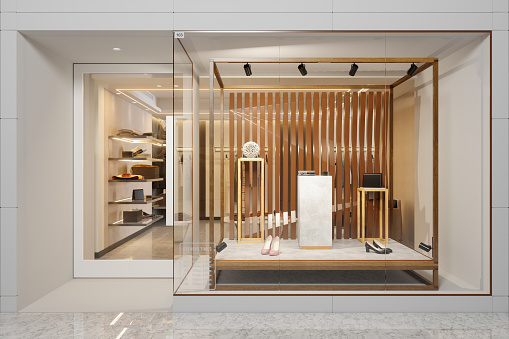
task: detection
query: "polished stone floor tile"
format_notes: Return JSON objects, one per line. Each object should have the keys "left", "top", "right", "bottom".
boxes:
{"left": 0, "top": 312, "right": 507, "bottom": 339}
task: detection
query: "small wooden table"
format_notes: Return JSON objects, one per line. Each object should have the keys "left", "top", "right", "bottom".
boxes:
{"left": 237, "top": 158, "right": 264, "bottom": 244}
{"left": 357, "top": 187, "right": 389, "bottom": 244}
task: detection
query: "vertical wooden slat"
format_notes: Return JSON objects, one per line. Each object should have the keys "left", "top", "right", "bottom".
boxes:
{"left": 209, "top": 61, "right": 215, "bottom": 247}
{"left": 351, "top": 92, "right": 358, "bottom": 239}
{"left": 382, "top": 91, "right": 388, "bottom": 239}
{"left": 382, "top": 91, "right": 387, "bottom": 187}
{"left": 282, "top": 92, "right": 289, "bottom": 239}
{"left": 433, "top": 60, "right": 439, "bottom": 271}
{"left": 306, "top": 92, "right": 312, "bottom": 169}
{"left": 336, "top": 92, "right": 343, "bottom": 238}
{"left": 267, "top": 93, "right": 273, "bottom": 237}
{"left": 329, "top": 92, "right": 336, "bottom": 231}
{"left": 252, "top": 93, "right": 258, "bottom": 237}
{"left": 313, "top": 92, "right": 320, "bottom": 173}
{"left": 290, "top": 92, "right": 297, "bottom": 239}
{"left": 229, "top": 93, "right": 235, "bottom": 240}
{"left": 275, "top": 93, "right": 281, "bottom": 237}
{"left": 244, "top": 93, "right": 251, "bottom": 237}
{"left": 366, "top": 92, "right": 374, "bottom": 238}
{"left": 389, "top": 88, "right": 394, "bottom": 237}
{"left": 374, "top": 92, "right": 382, "bottom": 239}
{"left": 359, "top": 92, "right": 366, "bottom": 238}
{"left": 260, "top": 93, "right": 265, "bottom": 237}
{"left": 328, "top": 92, "right": 336, "bottom": 230}
{"left": 236, "top": 93, "right": 242, "bottom": 238}
{"left": 321, "top": 92, "right": 328, "bottom": 173}
{"left": 343, "top": 92, "right": 351, "bottom": 239}
{"left": 220, "top": 89, "right": 225, "bottom": 242}
{"left": 298, "top": 93, "right": 305, "bottom": 171}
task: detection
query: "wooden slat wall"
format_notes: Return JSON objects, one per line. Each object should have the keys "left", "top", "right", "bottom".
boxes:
{"left": 343, "top": 92, "right": 351, "bottom": 239}
{"left": 298, "top": 93, "right": 305, "bottom": 171}
{"left": 351, "top": 92, "right": 358, "bottom": 239}
{"left": 358, "top": 92, "right": 366, "bottom": 238}
{"left": 267, "top": 93, "right": 273, "bottom": 237}
{"left": 225, "top": 90, "right": 389, "bottom": 241}
{"left": 229, "top": 93, "right": 235, "bottom": 240}
{"left": 244, "top": 93, "right": 251, "bottom": 237}
{"left": 382, "top": 91, "right": 388, "bottom": 238}
{"left": 336, "top": 92, "right": 343, "bottom": 238}
{"left": 290, "top": 93, "right": 297, "bottom": 239}
{"left": 252, "top": 93, "right": 258, "bottom": 237}
{"left": 236, "top": 93, "right": 242, "bottom": 237}
{"left": 374, "top": 92, "right": 382, "bottom": 239}
{"left": 313, "top": 93, "right": 320, "bottom": 173}
{"left": 321, "top": 92, "right": 328, "bottom": 172}
{"left": 328, "top": 93, "right": 335, "bottom": 231}
{"left": 275, "top": 93, "right": 281, "bottom": 237}
{"left": 366, "top": 92, "right": 375, "bottom": 238}
{"left": 306, "top": 93, "right": 312, "bottom": 169}
{"left": 282, "top": 93, "right": 289, "bottom": 239}
{"left": 260, "top": 93, "right": 266, "bottom": 236}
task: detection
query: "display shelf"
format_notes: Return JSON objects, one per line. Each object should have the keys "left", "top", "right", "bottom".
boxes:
{"left": 108, "top": 214, "right": 163, "bottom": 226}
{"left": 109, "top": 135, "right": 165, "bottom": 146}
{"left": 109, "top": 178, "right": 164, "bottom": 182}
{"left": 109, "top": 196, "right": 163, "bottom": 205}
{"left": 108, "top": 157, "right": 164, "bottom": 162}
{"left": 152, "top": 205, "right": 166, "bottom": 210}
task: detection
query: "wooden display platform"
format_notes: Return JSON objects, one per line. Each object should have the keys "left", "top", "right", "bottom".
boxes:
{"left": 214, "top": 239, "right": 437, "bottom": 291}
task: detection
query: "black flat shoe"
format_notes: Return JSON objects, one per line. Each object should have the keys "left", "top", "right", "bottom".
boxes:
{"left": 365, "top": 241, "right": 390, "bottom": 254}
{"left": 373, "top": 240, "right": 393, "bottom": 253}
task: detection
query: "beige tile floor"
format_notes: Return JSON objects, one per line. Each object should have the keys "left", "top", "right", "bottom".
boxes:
{"left": 99, "top": 220, "right": 173, "bottom": 260}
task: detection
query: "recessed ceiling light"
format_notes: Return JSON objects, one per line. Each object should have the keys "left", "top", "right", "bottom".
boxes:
{"left": 112, "top": 47, "right": 121, "bottom": 51}
{"left": 174, "top": 85, "right": 179, "bottom": 88}
{"left": 157, "top": 85, "right": 162, "bottom": 88}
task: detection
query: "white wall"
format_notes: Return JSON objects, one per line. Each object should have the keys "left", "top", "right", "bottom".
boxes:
{"left": 15, "top": 34, "right": 74, "bottom": 310}
{"left": 435, "top": 36, "right": 492, "bottom": 291}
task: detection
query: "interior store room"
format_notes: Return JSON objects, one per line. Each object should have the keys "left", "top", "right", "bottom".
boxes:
{"left": 13, "top": 30, "right": 493, "bottom": 312}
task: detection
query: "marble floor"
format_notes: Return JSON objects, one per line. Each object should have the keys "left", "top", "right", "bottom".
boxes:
{"left": 0, "top": 312, "right": 507, "bottom": 338}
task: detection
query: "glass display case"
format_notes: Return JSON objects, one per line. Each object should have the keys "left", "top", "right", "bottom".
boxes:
{"left": 172, "top": 32, "right": 490, "bottom": 295}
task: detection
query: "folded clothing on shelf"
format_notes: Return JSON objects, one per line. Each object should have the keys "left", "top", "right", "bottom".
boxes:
{"left": 112, "top": 173, "right": 144, "bottom": 180}
{"left": 117, "top": 128, "right": 143, "bottom": 136}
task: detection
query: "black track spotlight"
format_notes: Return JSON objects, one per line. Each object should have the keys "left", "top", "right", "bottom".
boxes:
{"left": 298, "top": 63, "right": 307, "bottom": 76}
{"left": 243, "top": 63, "right": 252, "bottom": 76}
{"left": 407, "top": 63, "right": 418, "bottom": 76}
{"left": 349, "top": 63, "right": 358, "bottom": 76}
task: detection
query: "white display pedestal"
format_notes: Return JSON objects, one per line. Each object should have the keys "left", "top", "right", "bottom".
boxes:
{"left": 297, "top": 175, "right": 332, "bottom": 249}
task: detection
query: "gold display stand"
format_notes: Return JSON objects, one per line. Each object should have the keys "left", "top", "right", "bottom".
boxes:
{"left": 237, "top": 158, "right": 264, "bottom": 244}
{"left": 357, "top": 187, "right": 389, "bottom": 244}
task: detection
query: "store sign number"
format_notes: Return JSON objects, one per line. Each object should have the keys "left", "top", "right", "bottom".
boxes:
{"left": 174, "top": 32, "right": 184, "bottom": 39}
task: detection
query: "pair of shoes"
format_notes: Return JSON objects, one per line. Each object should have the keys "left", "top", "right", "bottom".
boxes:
{"left": 261, "top": 236, "right": 280, "bottom": 256}
{"left": 373, "top": 239, "right": 392, "bottom": 253}
{"left": 365, "top": 240, "right": 391, "bottom": 254}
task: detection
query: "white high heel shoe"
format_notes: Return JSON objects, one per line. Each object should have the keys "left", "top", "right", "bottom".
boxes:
{"left": 261, "top": 235, "right": 273, "bottom": 255}
{"left": 269, "top": 236, "right": 280, "bottom": 256}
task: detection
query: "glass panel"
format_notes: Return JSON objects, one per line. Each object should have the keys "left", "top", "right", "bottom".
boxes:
{"left": 82, "top": 69, "right": 172, "bottom": 261}
{"left": 173, "top": 39, "right": 197, "bottom": 293}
